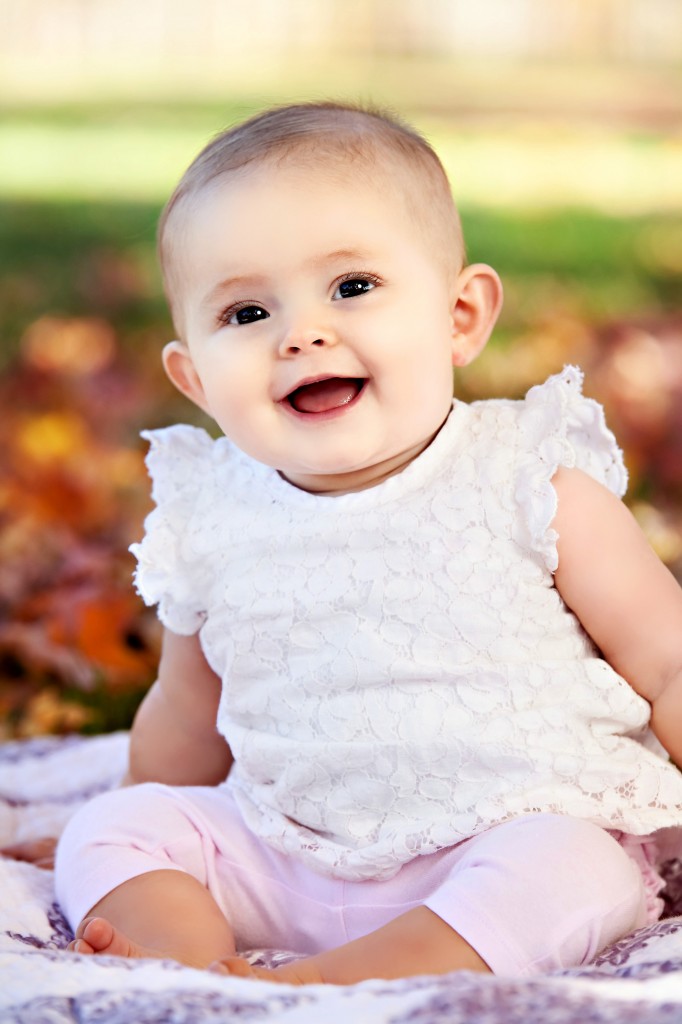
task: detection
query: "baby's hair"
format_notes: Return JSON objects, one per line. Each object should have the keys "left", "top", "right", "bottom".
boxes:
{"left": 159, "top": 101, "right": 464, "bottom": 327}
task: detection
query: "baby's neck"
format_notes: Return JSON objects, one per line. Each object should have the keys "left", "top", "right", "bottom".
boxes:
{"left": 279, "top": 421, "right": 447, "bottom": 497}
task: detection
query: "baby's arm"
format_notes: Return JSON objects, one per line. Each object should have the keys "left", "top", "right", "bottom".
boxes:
{"left": 552, "top": 466, "right": 682, "bottom": 766}
{"left": 126, "top": 627, "right": 233, "bottom": 785}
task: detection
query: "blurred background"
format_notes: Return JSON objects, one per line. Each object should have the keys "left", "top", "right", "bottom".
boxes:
{"left": 1, "top": 0, "right": 681, "bottom": 738}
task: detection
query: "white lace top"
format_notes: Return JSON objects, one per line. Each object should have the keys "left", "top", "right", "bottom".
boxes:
{"left": 132, "top": 367, "right": 682, "bottom": 880}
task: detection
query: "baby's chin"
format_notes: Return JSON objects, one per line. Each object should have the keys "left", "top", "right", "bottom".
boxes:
{"left": 278, "top": 446, "right": 428, "bottom": 496}
{"left": 276, "top": 467, "right": 373, "bottom": 496}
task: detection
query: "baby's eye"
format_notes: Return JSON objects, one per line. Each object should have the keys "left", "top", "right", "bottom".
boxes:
{"left": 332, "top": 275, "right": 379, "bottom": 300}
{"left": 221, "top": 304, "right": 270, "bottom": 326}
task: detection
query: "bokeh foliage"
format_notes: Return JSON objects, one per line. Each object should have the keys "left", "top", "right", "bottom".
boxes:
{"left": 1, "top": 97, "right": 681, "bottom": 738}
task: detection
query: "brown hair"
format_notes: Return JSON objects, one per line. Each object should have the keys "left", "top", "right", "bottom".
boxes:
{"left": 159, "top": 101, "right": 464, "bottom": 324}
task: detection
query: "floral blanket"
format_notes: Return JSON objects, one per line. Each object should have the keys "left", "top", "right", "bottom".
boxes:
{"left": 2, "top": 732, "right": 682, "bottom": 1023}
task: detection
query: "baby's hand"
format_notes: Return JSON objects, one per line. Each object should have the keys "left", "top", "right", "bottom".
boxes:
{"left": 1, "top": 837, "right": 57, "bottom": 870}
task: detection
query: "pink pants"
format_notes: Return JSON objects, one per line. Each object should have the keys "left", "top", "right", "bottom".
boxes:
{"left": 54, "top": 783, "right": 663, "bottom": 977}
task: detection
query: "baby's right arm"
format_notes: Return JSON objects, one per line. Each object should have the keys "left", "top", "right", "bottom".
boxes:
{"left": 125, "top": 628, "right": 234, "bottom": 786}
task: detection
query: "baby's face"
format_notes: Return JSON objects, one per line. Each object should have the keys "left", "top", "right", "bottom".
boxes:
{"left": 165, "top": 162, "right": 464, "bottom": 493}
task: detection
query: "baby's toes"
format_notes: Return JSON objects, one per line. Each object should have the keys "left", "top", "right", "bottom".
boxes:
{"left": 209, "top": 956, "right": 260, "bottom": 979}
{"left": 68, "top": 937, "right": 95, "bottom": 955}
{"left": 83, "top": 917, "right": 115, "bottom": 949}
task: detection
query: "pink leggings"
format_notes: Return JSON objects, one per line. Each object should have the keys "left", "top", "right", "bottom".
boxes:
{"left": 54, "top": 783, "right": 663, "bottom": 977}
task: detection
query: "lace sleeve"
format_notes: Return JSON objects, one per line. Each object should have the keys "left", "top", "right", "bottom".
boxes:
{"left": 515, "top": 366, "right": 628, "bottom": 573}
{"left": 129, "top": 425, "right": 215, "bottom": 635}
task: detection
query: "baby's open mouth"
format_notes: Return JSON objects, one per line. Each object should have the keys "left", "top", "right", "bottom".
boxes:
{"left": 285, "top": 377, "right": 367, "bottom": 414}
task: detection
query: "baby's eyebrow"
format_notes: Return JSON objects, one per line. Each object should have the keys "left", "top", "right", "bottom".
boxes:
{"left": 201, "top": 249, "right": 376, "bottom": 307}
{"left": 201, "top": 274, "right": 265, "bottom": 307}
{"left": 304, "top": 248, "right": 375, "bottom": 270}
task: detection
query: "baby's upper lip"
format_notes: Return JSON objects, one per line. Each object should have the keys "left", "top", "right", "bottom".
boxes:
{"left": 277, "top": 374, "right": 365, "bottom": 403}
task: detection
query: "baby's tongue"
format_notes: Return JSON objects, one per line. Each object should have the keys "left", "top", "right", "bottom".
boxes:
{"left": 289, "top": 378, "right": 362, "bottom": 414}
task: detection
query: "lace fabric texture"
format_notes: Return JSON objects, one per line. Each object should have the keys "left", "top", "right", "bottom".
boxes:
{"left": 131, "top": 367, "right": 682, "bottom": 881}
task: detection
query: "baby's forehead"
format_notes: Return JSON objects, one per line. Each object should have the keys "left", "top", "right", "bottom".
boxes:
{"left": 202, "top": 149, "right": 415, "bottom": 207}
{"left": 178, "top": 152, "right": 440, "bottom": 254}
{"left": 161, "top": 137, "right": 463, "bottom": 309}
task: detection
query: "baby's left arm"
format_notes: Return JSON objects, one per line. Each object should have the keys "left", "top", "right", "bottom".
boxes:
{"left": 552, "top": 466, "right": 682, "bottom": 768}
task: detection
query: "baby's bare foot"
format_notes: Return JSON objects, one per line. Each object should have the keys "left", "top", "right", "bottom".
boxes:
{"left": 68, "top": 917, "right": 157, "bottom": 959}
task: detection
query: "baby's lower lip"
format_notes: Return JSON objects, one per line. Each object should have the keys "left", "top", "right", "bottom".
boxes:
{"left": 283, "top": 378, "right": 367, "bottom": 417}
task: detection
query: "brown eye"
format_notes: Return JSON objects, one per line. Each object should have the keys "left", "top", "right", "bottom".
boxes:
{"left": 230, "top": 305, "right": 269, "bottom": 325}
{"left": 334, "top": 278, "right": 375, "bottom": 300}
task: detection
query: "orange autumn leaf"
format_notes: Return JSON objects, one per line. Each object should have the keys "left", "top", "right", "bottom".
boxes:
{"left": 16, "top": 687, "right": 93, "bottom": 738}
{"left": 75, "top": 593, "right": 150, "bottom": 676}
{"left": 16, "top": 410, "right": 90, "bottom": 463}
{"left": 21, "top": 316, "right": 116, "bottom": 377}
{"left": 32, "top": 584, "right": 156, "bottom": 683}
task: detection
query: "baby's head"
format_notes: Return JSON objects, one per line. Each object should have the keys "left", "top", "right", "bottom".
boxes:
{"left": 158, "top": 101, "right": 502, "bottom": 495}
{"left": 159, "top": 101, "right": 465, "bottom": 326}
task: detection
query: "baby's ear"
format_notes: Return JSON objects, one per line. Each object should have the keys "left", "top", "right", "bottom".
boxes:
{"left": 450, "top": 264, "right": 503, "bottom": 367}
{"left": 162, "top": 340, "right": 211, "bottom": 414}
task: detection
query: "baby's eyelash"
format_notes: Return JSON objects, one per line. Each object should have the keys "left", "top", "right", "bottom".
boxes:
{"left": 332, "top": 271, "right": 383, "bottom": 300}
{"left": 216, "top": 301, "right": 268, "bottom": 327}
{"left": 335, "top": 271, "right": 382, "bottom": 288}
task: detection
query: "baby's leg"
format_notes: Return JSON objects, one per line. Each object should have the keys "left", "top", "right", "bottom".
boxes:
{"left": 213, "top": 906, "right": 490, "bottom": 985}
{"left": 422, "top": 815, "right": 649, "bottom": 977}
{"left": 71, "top": 871, "right": 236, "bottom": 968}
{"left": 212, "top": 814, "right": 649, "bottom": 985}
{"left": 55, "top": 783, "right": 240, "bottom": 968}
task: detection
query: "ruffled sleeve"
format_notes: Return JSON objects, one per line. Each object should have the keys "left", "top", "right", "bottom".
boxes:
{"left": 129, "top": 425, "right": 215, "bottom": 635}
{"left": 515, "top": 366, "right": 628, "bottom": 573}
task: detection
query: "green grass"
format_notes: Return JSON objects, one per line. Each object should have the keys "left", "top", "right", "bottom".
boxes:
{"left": 463, "top": 206, "right": 682, "bottom": 318}
{"left": 2, "top": 102, "right": 681, "bottom": 213}
{"left": 0, "top": 199, "right": 168, "bottom": 367}
{"left": 1, "top": 101, "right": 680, "bottom": 367}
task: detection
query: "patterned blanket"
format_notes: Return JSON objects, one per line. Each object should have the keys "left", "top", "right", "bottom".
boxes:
{"left": 2, "top": 732, "right": 682, "bottom": 1023}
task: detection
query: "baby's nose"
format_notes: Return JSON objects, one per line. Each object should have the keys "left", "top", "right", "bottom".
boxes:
{"left": 278, "top": 326, "right": 337, "bottom": 356}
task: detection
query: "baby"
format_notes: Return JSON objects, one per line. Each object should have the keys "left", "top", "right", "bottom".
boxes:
{"left": 52, "top": 101, "right": 682, "bottom": 985}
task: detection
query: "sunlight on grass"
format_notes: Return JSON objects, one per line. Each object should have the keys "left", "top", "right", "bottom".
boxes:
{"left": 431, "top": 126, "right": 682, "bottom": 215}
{"left": 1, "top": 117, "right": 681, "bottom": 213}
{"left": 0, "top": 122, "right": 210, "bottom": 202}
